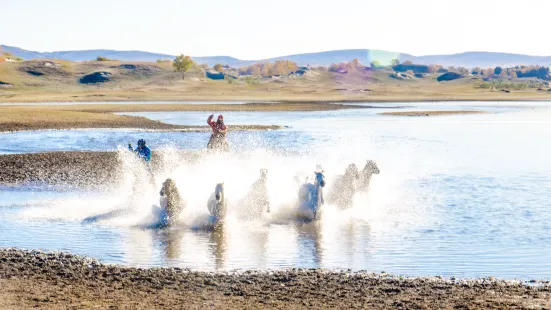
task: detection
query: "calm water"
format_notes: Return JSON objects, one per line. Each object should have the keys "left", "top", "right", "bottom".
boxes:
{"left": 1, "top": 101, "right": 551, "bottom": 279}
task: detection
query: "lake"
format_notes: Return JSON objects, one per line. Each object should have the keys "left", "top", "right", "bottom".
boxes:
{"left": 1, "top": 101, "right": 550, "bottom": 279}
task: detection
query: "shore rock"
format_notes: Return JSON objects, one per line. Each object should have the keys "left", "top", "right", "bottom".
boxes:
{"left": 0, "top": 81, "right": 13, "bottom": 88}
{"left": 437, "top": 72, "right": 463, "bottom": 82}
{"left": 80, "top": 71, "right": 112, "bottom": 84}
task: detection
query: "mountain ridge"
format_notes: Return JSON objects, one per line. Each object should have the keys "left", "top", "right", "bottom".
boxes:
{"left": 2, "top": 45, "right": 551, "bottom": 68}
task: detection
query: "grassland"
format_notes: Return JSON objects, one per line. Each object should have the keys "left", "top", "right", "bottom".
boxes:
{"left": 1, "top": 59, "right": 550, "bottom": 103}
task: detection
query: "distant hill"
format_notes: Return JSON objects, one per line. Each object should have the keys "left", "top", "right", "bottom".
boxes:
{"left": 2, "top": 45, "right": 551, "bottom": 68}
{"left": 408, "top": 52, "right": 551, "bottom": 68}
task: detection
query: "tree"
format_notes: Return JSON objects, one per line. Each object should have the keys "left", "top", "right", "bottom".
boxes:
{"left": 250, "top": 66, "right": 262, "bottom": 76}
{"left": 457, "top": 67, "right": 469, "bottom": 75}
{"left": 472, "top": 67, "right": 482, "bottom": 75}
{"left": 370, "top": 60, "right": 381, "bottom": 69}
{"left": 213, "top": 64, "right": 225, "bottom": 73}
{"left": 350, "top": 58, "right": 362, "bottom": 68}
{"left": 494, "top": 66, "right": 503, "bottom": 75}
{"left": 173, "top": 54, "right": 195, "bottom": 79}
{"left": 261, "top": 63, "right": 273, "bottom": 77}
{"left": 391, "top": 59, "right": 400, "bottom": 66}
{"left": 273, "top": 60, "right": 288, "bottom": 75}
{"left": 429, "top": 64, "right": 443, "bottom": 73}
{"left": 286, "top": 60, "right": 298, "bottom": 72}
{"left": 403, "top": 60, "right": 413, "bottom": 65}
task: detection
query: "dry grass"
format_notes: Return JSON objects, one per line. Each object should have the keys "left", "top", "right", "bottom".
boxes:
{"left": 1, "top": 59, "right": 550, "bottom": 103}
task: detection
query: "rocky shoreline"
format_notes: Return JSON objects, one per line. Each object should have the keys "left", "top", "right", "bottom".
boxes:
{"left": 0, "top": 151, "right": 201, "bottom": 187}
{"left": 0, "top": 249, "right": 549, "bottom": 309}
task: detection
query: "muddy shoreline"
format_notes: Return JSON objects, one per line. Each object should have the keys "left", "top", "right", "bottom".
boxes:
{"left": 381, "top": 110, "right": 488, "bottom": 117}
{"left": 0, "top": 151, "right": 200, "bottom": 187}
{"left": 0, "top": 249, "right": 549, "bottom": 309}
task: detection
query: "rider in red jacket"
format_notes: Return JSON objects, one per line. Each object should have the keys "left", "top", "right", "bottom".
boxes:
{"left": 207, "top": 114, "right": 227, "bottom": 134}
{"left": 207, "top": 114, "right": 229, "bottom": 151}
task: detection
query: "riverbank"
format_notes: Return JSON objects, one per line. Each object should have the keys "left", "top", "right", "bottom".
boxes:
{"left": 0, "top": 102, "right": 365, "bottom": 132}
{"left": 0, "top": 151, "right": 201, "bottom": 187}
{"left": 0, "top": 249, "right": 549, "bottom": 309}
{"left": 381, "top": 110, "right": 488, "bottom": 117}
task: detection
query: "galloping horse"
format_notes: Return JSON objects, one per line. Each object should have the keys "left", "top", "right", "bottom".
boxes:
{"left": 297, "top": 170, "right": 326, "bottom": 220}
{"left": 207, "top": 183, "right": 228, "bottom": 227}
{"left": 357, "top": 160, "right": 380, "bottom": 192}
{"left": 159, "top": 178, "right": 186, "bottom": 226}
{"left": 207, "top": 133, "right": 229, "bottom": 152}
{"left": 327, "top": 163, "right": 360, "bottom": 209}
{"left": 240, "top": 169, "right": 270, "bottom": 219}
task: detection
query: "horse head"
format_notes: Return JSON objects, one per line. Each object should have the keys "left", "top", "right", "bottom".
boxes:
{"left": 314, "top": 171, "right": 326, "bottom": 188}
{"left": 345, "top": 163, "right": 360, "bottom": 180}
{"left": 260, "top": 169, "right": 268, "bottom": 181}
{"left": 215, "top": 183, "right": 224, "bottom": 201}
{"left": 160, "top": 178, "right": 177, "bottom": 196}
{"left": 363, "top": 160, "right": 380, "bottom": 175}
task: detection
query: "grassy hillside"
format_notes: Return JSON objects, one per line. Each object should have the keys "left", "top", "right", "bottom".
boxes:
{"left": 0, "top": 58, "right": 550, "bottom": 103}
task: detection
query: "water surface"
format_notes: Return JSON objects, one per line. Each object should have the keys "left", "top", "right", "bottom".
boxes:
{"left": 1, "top": 101, "right": 550, "bottom": 279}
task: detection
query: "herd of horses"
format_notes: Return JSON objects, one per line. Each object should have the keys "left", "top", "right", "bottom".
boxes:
{"left": 157, "top": 160, "right": 380, "bottom": 228}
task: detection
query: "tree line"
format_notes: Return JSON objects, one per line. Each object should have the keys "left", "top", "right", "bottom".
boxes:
{"left": 167, "top": 53, "right": 551, "bottom": 81}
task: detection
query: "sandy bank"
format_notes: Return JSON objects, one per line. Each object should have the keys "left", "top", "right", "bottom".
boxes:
{"left": 381, "top": 110, "right": 487, "bottom": 117}
{"left": 0, "top": 249, "right": 549, "bottom": 309}
{"left": 0, "top": 102, "right": 366, "bottom": 132}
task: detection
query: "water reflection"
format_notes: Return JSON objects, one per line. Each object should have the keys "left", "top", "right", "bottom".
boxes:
{"left": 209, "top": 226, "right": 228, "bottom": 270}
{"left": 157, "top": 228, "right": 185, "bottom": 260}
{"left": 295, "top": 222, "right": 324, "bottom": 267}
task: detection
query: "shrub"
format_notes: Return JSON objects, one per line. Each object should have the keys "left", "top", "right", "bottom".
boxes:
{"left": 393, "top": 63, "right": 430, "bottom": 74}
{"left": 96, "top": 56, "right": 115, "bottom": 61}
{"left": 244, "top": 76, "right": 260, "bottom": 85}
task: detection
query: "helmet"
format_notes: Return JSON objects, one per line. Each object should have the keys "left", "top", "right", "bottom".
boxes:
{"left": 138, "top": 139, "right": 146, "bottom": 146}
{"left": 217, "top": 115, "right": 224, "bottom": 120}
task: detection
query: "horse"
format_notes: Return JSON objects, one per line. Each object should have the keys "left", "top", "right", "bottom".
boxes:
{"left": 327, "top": 163, "right": 360, "bottom": 209}
{"left": 239, "top": 169, "right": 270, "bottom": 220}
{"left": 207, "top": 183, "right": 228, "bottom": 227}
{"left": 297, "top": 170, "right": 326, "bottom": 221}
{"left": 357, "top": 160, "right": 380, "bottom": 192}
{"left": 207, "top": 133, "right": 229, "bottom": 152}
{"left": 159, "top": 178, "right": 186, "bottom": 226}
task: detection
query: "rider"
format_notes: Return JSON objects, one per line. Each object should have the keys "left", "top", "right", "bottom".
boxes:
{"left": 128, "top": 139, "right": 151, "bottom": 162}
{"left": 207, "top": 114, "right": 228, "bottom": 150}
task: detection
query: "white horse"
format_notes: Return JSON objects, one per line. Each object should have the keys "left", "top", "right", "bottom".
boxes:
{"left": 357, "top": 160, "right": 380, "bottom": 192}
{"left": 239, "top": 169, "right": 270, "bottom": 219}
{"left": 159, "top": 178, "right": 186, "bottom": 226}
{"left": 297, "top": 170, "right": 326, "bottom": 221}
{"left": 327, "top": 163, "right": 360, "bottom": 209}
{"left": 207, "top": 183, "right": 228, "bottom": 227}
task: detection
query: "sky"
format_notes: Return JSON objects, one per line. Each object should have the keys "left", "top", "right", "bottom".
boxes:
{"left": 2, "top": 0, "right": 550, "bottom": 59}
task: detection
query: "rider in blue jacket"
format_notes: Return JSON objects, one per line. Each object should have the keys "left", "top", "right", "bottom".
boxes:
{"left": 128, "top": 139, "right": 151, "bottom": 162}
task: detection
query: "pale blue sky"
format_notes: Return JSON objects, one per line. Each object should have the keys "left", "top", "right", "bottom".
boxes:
{"left": 2, "top": 0, "right": 550, "bottom": 59}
